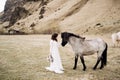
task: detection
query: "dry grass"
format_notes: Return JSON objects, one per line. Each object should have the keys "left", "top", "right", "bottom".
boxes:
{"left": 0, "top": 35, "right": 120, "bottom": 80}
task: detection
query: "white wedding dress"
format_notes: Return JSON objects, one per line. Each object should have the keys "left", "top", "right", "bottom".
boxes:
{"left": 46, "top": 40, "right": 64, "bottom": 74}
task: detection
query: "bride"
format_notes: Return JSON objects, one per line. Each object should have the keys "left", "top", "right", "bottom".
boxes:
{"left": 45, "top": 33, "right": 64, "bottom": 74}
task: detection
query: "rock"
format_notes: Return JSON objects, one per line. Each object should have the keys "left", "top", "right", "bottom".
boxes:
{"left": 9, "top": 6, "right": 29, "bottom": 26}
{"left": 2, "top": 22, "right": 9, "bottom": 27}
{"left": 8, "top": 29, "right": 25, "bottom": 35}
{"left": 1, "top": 0, "right": 26, "bottom": 22}
{"left": 95, "top": 23, "right": 103, "bottom": 27}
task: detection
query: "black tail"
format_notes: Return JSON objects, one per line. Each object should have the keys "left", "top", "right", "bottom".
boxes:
{"left": 102, "top": 43, "right": 108, "bottom": 66}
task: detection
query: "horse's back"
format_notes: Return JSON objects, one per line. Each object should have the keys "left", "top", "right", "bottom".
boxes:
{"left": 111, "top": 33, "right": 117, "bottom": 38}
{"left": 85, "top": 38, "right": 106, "bottom": 50}
{"left": 117, "top": 32, "right": 120, "bottom": 35}
{"left": 111, "top": 33, "right": 117, "bottom": 42}
{"left": 111, "top": 32, "right": 120, "bottom": 42}
{"left": 117, "top": 32, "right": 120, "bottom": 39}
{"left": 93, "top": 38, "right": 106, "bottom": 45}
{"left": 96, "top": 38, "right": 106, "bottom": 47}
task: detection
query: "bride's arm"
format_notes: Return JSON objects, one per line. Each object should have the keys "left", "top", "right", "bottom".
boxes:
{"left": 57, "top": 42, "right": 62, "bottom": 47}
{"left": 50, "top": 40, "right": 53, "bottom": 55}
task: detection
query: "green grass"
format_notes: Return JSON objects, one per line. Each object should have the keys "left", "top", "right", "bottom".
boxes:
{"left": 0, "top": 35, "right": 120, "bottom": 80}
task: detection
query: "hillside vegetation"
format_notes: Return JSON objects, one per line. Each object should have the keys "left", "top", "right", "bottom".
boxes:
{"left": 0, "top": 0, "right": 120, "bottom": 34}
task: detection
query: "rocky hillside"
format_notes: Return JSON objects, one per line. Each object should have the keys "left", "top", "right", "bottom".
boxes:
{"left": 0, "top": 0, "right": 120, "bottom": 34}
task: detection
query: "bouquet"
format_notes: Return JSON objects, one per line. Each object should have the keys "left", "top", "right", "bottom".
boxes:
{"left": 47, "top": 55, "right": 53, "bottom": 62}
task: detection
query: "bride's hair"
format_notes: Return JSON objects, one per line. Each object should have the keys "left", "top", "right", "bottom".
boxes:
{"left": 51, "top": 33, "right": 58, "bottom": 41}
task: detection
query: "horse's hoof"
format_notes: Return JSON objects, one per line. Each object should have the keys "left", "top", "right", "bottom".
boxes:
{"left": 99, "top": 67, "right": 102, "bottom": 69}
{"left": 93, "top": 67, "right": 96, "bottom": 70}
{"left": 82, "top": 67, "right": 86, "bottom": 71}
{"left": 99, "top": 67, "right": 104, "bottom": 69}
{"left": 73, "top": 67, "right": 76, "bottom": 70}
{"left": 99, "top": 65, "right": 104, "bottom": 69}
{"left": 83, "top": 69, "right": 86, "bottom": 71}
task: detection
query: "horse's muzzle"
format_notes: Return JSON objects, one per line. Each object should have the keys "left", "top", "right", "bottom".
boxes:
{"left": 61, "top": 42, "right": 67, "bottom": 46}
{"left": 61, "top": 43, "right": 65, "bottom": 46}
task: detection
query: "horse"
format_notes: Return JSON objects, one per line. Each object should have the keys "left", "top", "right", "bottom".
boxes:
{"left": 111, "top": 32, "right": 120, "bottom": 47}
{"left": 61, "top": 32, "right": 108, "bottom": 71}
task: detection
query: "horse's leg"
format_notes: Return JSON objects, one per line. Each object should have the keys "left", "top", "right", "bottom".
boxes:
{"left": 100, "top": 43, "right": 108, "bottom": 69}
{"left": 100, "top": 57, "right": 104, "bottom": 69}
{"left": 80, "top": 56, "right": 86, "bottom": 71}
{"left": 116, "top": 40, "right": 120, "bottom": 47}
{"left": 117, "top": 41, "right": 119, "bottom": 47}
{"left": 73, "top": 55, "right": 78, "bottom": 70}
{"left": 93, "top": 57, "right": 101, "bottom": 70}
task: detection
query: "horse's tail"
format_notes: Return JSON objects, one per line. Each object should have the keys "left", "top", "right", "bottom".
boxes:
{"left": 102, "top": 43, "right": 108, "bottom": 66}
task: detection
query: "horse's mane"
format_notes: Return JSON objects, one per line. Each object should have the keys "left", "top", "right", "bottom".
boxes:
{"left": 69, "top": 33, "right": 80, "bottom": 38}
{"left": 62, "top": 32, "right": 85, "bottom": 39}
{"left": 69, "top": 33, "right": 86, "bottom": 40}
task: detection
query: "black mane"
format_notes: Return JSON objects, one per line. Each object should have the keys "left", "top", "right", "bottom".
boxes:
{"left": 69, "top": 33, "right": 80, "bottom": 38}
{"left": 61, "top": 32, "right": 80, "bottom": 38}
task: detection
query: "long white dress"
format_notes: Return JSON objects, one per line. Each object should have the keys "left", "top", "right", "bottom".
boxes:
{"left": 46, "top": 40, "right": 64, "bottom": 73}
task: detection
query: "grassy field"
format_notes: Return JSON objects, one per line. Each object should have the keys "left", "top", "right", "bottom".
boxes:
{"left": 0, "top": 35, "right": 120, "bottom": 80}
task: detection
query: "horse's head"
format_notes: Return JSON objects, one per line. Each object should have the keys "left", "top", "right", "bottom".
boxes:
{"left": 61, "top": 32, "right": 86, "bottom": 46}
{"left": 61, "top": 32, "right": 70, "bottom": 46}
